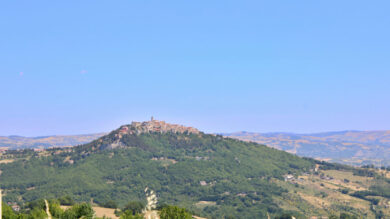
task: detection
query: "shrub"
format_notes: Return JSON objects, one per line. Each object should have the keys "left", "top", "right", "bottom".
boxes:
{"left": 63, "top": 203, "right": 94, "bottom": 219}
{"left": 340, "top": 212, "right": 358, "bottom": 219}
{"left": 159, "top": 205, "right": 192, "bottom": 219}
{"left": 59, "top": 196, "right": 75, "bottom": 206}
{"left": 102, "top": 200, "right": 118, "bottom": 209}
{"left": 122, "top": 201, "right": 145, "bottom": 215}
{"left": 120, "top": 211, "right": 143, "bottom": 219}
{"left": 2, "top": 203, "right": 18, "bottom": 219}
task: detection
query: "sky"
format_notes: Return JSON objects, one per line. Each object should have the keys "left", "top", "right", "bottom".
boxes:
{"left": 1, "top": 1, "right": 390, "bottom": 136}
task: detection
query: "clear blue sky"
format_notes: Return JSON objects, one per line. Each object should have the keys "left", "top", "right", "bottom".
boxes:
{"left": 1, "top": 1, "right": 390, "bottom": 136}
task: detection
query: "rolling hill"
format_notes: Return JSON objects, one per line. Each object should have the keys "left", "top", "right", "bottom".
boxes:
{"left": 0, "top": 120, "right": 389, "bottom": 218}
{"left": 0, "top": 133, "right": 105, "bottom": 150}
{"left": 224, "top": 131, "right": 390, "bottom": 166}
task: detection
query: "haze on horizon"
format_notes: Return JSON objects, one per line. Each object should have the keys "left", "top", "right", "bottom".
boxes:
{"left": 1, "top": 0, "right": 390, "bottom": 136}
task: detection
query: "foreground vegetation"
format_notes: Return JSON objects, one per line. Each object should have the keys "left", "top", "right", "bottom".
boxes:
{"left": 1, "top": 197, "right": 193, "bottom": 219}
{"left": 1, "top": 197, "right": 373, "bottom": 219}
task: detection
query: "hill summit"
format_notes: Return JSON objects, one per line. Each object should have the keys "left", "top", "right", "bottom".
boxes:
{"left": 94, "top": 118, "right": 200, "bottom": 150}
{"left": 118, "top": 117, "right": 200, "bottom": 136}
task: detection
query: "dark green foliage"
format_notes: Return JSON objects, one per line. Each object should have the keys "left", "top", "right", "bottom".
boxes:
{"left": 2, "top": 201, "right": 95, "bottom": 219}
{"left": 351, "top": 177, "right": 390, "bottom": 201}
{"left": 340, "top": 212, "right": 358, "bottom": 219}
{"left": 65, "top": 203, "right": 94, "bottom": 219}
{"left": 370, "top": 198, "right": 380, "bottom": 205}
{"left": 122, "top": 201, "right": 145, "bottom": 215}
{"left": 101, "top": 200, "right": 118, "bottom": 209}
{"left": 58, "top": 196, "right": 75, "bottom": 206}
{"left": 319, "top": 191, "right": 328, "bottom": 198}
{"left": 26, "top": 199, "right": 45, "bottom": 211}
{"left": 120, "top": 212, "right": 143, "bottom": 219}
{"left": 159, "top": 205, "right": 192, "bottom": 219}
{"left": 29, "top": 208, "right": 47, "bottom": 218}
{"left": 2, "top": 202, "right": 18, "bottom": 219}
{"left": 369, "top": 178, "right": 390, "bottom": 199}
{"left": 351, "top": 190, "right": 378, "bottom": 199}
{"left": 362, "top": 164, "right": 375, "bottom": 169}
{"left": 352, "top": 168, "right": 376, "bottom": 177}
{"left": 339, "top": 188, "right": 349, "bottom": 194}
{"left": 48, "top": 199, "right": 64, "bottom": 218}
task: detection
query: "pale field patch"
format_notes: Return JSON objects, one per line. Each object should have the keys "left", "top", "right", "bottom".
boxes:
{"left": 93, "top": 206, "right": 118, "bottom": 219}
{"left": 275, "top": 168, "right": 380, "bottom": 217}
{"left": 322, "top": 170, "right": 372, "bottom": 190}
{"left": 195, "top": 201, "right": 216, "bottom": 208}
{"left": 193, "top": 216, "right": 208, "bottom": 219}
{"left": 0, "top": 159, "right": 15, "bottom": 164}
{"left": 61, "top": 206, "right": 119, "bottom": 219}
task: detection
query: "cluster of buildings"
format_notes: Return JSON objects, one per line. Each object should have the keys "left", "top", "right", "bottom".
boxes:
{"left": 119, "top": 117, "right": 200, "bottom": 135}
{"left": 8, "top": 202, "right": 20, "bottom": 212}
{"left": 284, "top": 174, "right": 305, "bottom": 184}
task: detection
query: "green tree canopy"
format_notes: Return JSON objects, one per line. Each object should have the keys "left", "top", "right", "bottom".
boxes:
{"left": 159, "top": 205, "right": 192, "bottom": 219}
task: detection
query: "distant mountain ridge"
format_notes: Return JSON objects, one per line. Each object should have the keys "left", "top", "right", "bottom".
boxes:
{"left": 224, "top": 130, "right": 390, "bottom": 166}
{"left": 0, "top": 133, "right": 106, "bottom": 149}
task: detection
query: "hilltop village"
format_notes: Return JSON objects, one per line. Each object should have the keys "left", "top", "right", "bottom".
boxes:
{"left": 118, "top": 117, "right": 200, "bottom": 136}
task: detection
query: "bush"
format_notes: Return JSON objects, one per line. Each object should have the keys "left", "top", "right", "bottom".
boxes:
{"left": 102, "top": 200, "right": 118, "bottom": 209}
{"left": 48, "top": 200, "right": 64, "bottom": 218}
{"left": 340, "top": 212, "right": 358, "bottom": 219}
{"left": 122, "top": 201, "right": 145, "bottom": 215}
{"left": 120, "top": 211, "right": 143, "bottom": 219}
{"left": 30, "top": 208, "right": 47, "bottom": 218}
{"left": 59, "top": 196, "right": 75, "bottom": 206}
{"left": 159, "top": 205, "right": 192, "bottom": 219}
{"left": 2, "top": 203, "right": 18, "bottom": 219}
{"left": 26, "top": 199, "right": 45, "bottom": 210}
{"left": 63, "top": 203, "right": 94, "bottom": 219}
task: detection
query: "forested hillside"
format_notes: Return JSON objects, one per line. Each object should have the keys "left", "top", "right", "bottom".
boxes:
{"left": 0, "top": 121, "right": 389, "bottom": 218}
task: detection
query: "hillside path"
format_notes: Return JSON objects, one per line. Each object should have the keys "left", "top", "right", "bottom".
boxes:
{"left": 45, "top": 199, "right": 52, "bottom": 219}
